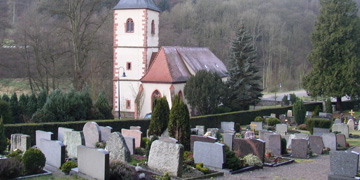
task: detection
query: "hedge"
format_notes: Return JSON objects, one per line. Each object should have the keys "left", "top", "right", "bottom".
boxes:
{"left": 306, "top": 118, "right": 332, "bottom": 135}
{"left": 5, "top": 102, "right": 322, "bottom": 145}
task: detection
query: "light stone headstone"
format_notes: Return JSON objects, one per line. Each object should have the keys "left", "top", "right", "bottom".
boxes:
{"left": 322, "top": 133, "right": 337, "bottom": 151}
{"left": 196, "top": 126, "right": 205, "bottom": 136}
{"left": 259, "top": 130, "right": 273, "bottom": 141}
{"left": 265, "top": 134, "right": 281, "bottom": 156}
{"left": 77, "top": 145, "right": 109, "bottom": 180}
{"left": 58, "top": 127, "right": 74, "bottom": 142}
{"left": 306, "top": 111, "right": 313, "bottom": 118}
{"left": 221, "top": 122, "right": 235, "bottom": 132}
{"left": 270, "top": 113, "right": 276, "bottom": 118}
{"left": 332, "top": 105, "right": 336, "bottom": 113}
{"left": 251, "top": 122, "right": 263, "bottom": 131}
{"left": 10, "top": 134, "right": 30, "bottom": 152}
{"left": 64, "top": 131, "right": 85, "bottom": 158}
{"left": 194, "top": 141, "right": 225, "bottom": 169}
{"left": 287, "top": 110, "right": 293, "bottom": 117}
{"left": 330, "top": 151, "right": 359, "bottom": 177}
{"left": 313, "top": 128, "right": 330, "bottom": 136}
{"left": 123, "top": 136, "right": 135, "bottom": 155}
{"left": 105, "top": 132, "right": 130, "bottom": 162}
{"left": 347, "top": 119, "right": 355, "bottom": 131}
{"left": 39, "top": 139, "right": 65, "bottom": 168}
{"left": 83, "top": 122, "right": 101, "bottom": 147}
{"left": 334, "top": 119, "right": 341, "bottom": 124}
{"left": 244, "top": 131, "right": 255, "bottom": 139}
{"left": 36, "top": 130, "right": 54, "bottom": 147}
{"left": 99, "top": 126, "right": 113, "bottom": 142}
{"left": 309, "top": 136, "right": 324, "bottom": 155}
{"left": 276, "top": 124, "right": 288, "bottom": 135}
{"left": 191, "top": 128, "right": 198, "bottom": 135}
{"left": 130, "top": 126, "right": 141, "bottom": 131}
{"left": 223, "top": 132, "right": 234, "bottom": 151}
{"left": 121, "top": 129, "right": 143, "bottom": 148}
{"left": 291, "top": 139, "right": 309, "bottom": 159}
{"left": 279, "top": 114, "right": 286, "bottom": 123}
{"left": 336, "top": 134, "right": 346, "bottom": 148}
{"left": 332, "top": 123, "right": 349, "bottom": 138}
{"left": 148, "top": 140, "right": 184, "bottom": 177}
{"left": 207, "top": 128, "right": 219, "bottom": 137}
{"left": 286, "top": 133, "right": 309, "bottom": 149}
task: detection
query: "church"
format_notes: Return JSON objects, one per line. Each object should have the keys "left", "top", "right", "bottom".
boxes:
{"left": 113, "top": 0, "right": 228, "bottom": 119}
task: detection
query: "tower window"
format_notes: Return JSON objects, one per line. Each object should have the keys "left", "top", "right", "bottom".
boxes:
{"left": 126, "top": 62, "right": 132, "bottom": 70}
{"left": 126, "top": 100, "right": 131, "bottom": 109}
{"left": 126, "top": 18, "right": 134, "bottom": 33}
{"left": 151, "top": 20, "right": 155, "bottom": 34}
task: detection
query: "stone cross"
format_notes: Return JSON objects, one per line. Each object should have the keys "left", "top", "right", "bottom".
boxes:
{"left": 350, "top": 109, "right": 355, "bottom": 116}
{"left": 250, "top": 123, "right": 257, "bottom": 132}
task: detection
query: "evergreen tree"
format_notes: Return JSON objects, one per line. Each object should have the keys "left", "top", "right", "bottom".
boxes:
{"left": 37, "top": 89, "right": 48, "bottom": 110}
{"left": 149, "top": 97, "right": 170, "bottom": 136}
{"left": 26, "top": 93, "right": 38, "bottom": 122}
{"left": 42, "top": 89, "right": 66, "bottom": 122}
{"left": 157, "top": 0, "right": 170, "bottom": 12}
{"left": 80, "top": 87, "right": 94, "bottom": 120}
{"left": 94, "top": 91, "right": 113, "bottom": 119}
{"left": 1, "top": 94, "right": 9, "bottom": 102}
{"left": 226, "top": 25, "right": 263, "bottom": 110}
{"left": 303, "top": 0, "right": 360, "bottom": 111}
{"left": 325, "top": 98, "right": 333, "bottom": 114}
{"left": 0, "top": 100, "right": 13, "bottom": 124}
{"left": 184, "top": 70, "right": 226, "bottom": 115}
{"left": 168, "top": 95, "right": 191, "bottom": 150}
{"left": 0, "top": 116, "right": 6, "bottom": 154}
{"left": 64, "top": 88, "right": 86, "bottom": 121}
{"left": 18, "top": 94, "right": 29, "bottom": 123}
{"left": 9, "top": 92, "right": 20, "bottom": 123}
{"left": 293, "top": 98, "right": 306, "bottom": 125}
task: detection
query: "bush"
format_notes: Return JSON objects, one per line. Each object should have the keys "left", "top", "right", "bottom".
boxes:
{"left": 306, "top": 118, "right": 332, "bottom": 135}
{"left": 282, "top": 94, "right": 297, "bottom": 105}
{"left": 293, "top": 99, "right": 306, "bottom": 125}
{"left": 224, "top": 145, "right": 242, "bottom": 170}
{"left": 325, "top": 98, "right": 333, "bottom": 113}
{"left": 0, "top": 100, "right": 13, "bottom": 124}
{"left": 0, "top": 117, "right": 6, "bottom": 154}
{"left": 244, "top": 154, "right": 263, "bottom": 167}
{"left": 281, "top": 138, "right": 287, "bottom": 154}
{"left": 254, "top": 116, "right": 263, "bottom": 122}
{"left": 6, "top": 149, "right": 23, "bottom": 161}
{"left": 162, "top": 172, "right": 171, "bottom": 180}
{"left": 141, "top": 137, "right": 149, "bottom": 148}
{"left": 0, "top": 158, "right": 25, "bottom": 179}
{"left": 311, "top": 105, "right": 321, "bottom": 118}
{"left": 22, "top": 148, "right": 46, "bottom": 174}
{"left": 267, "top": 118, "right": 281, "bottom": 126}
{"left": 94, "top": 91, "right": 114, "bottom": 119}
{"left": 195, "top": 163, "right": 209, "bottom": 174}
{"left": 149, "top": 97, "right": 169, "bottom": 136}
{"left": 109, "top": 161, "right": 134, "bottom": 180}
{"left": 61, "top": 161, "right": 77, "bottom": 174}
{"left": 297, "top": 124, "right": 307, "bottom": 130}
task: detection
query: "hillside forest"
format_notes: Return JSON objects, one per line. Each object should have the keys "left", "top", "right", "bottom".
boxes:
{"left": 1, "top": 0, "right": 360, "bottom": 102}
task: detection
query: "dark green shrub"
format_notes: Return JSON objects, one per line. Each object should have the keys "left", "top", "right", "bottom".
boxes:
{"left": 135, "top": 147, "right": 146, "bottom": 156}
{"left": 0, "top": 158, "right": 24, "bottom": 179}
{"left": 267, "top": 118, "right": 281, "bottom": 126}
{"left": 61, "top": 161, "right": 77, "bottom": 174}
{"left": 94, "top": 91, "right": 114, "bottom": 119}
{"left": 325, "top": 98, "right": 333, "bottom": 113}
{"left": 141, "top": 137, "right": 149, "bottom": 148}
{"left": 311, "top": 105, "right": 321, "bottom": 118}
{"left": 293, "top": 99, "right": 306, "bottom": 125}
{"left": 297, "top": 124, "right": 307, "bottom": 130}
{"left": 64, "top": 88, "right": 86, "bottom": 121}
{"left": 281, "top": 138, "right": 287, "bottom": 154}
{"left": 9, "top": 93, "right": 20, "bottom": 123}
{"left": 224, "top": 145, "right": 242, "bottom": 170}
{"left": 254, "top": 116, "right": 263, "bottom": 122}
{"left": 195, "top": 163, "right": 209, "bottom": 174}
{"left": 162, "top": 172, "right": 171, "bottom": 180}
{"left": 18, "top": 94, "right": 28, "bottom": 123}
{"left": 80, "top": 87, "right": 94, "bottom": 120}
{"left": 146, "top": 135, "right": 159, "bottom": 158}
{"left": 0, "top": 117, "right": 6, "bottom": 154}
{"left": 22, "top": 148, "right": 46, "bottom": 174}
{"left": 149, "top": 97, "right": 169, "bottom": 136}
{"left": 26, "top": 93, "right": 37, "bottom": 121}
{"left": 109, "top": 161, "right": 134, "bottom": 180}
{"left": 37, "top": 89, "right": 47, "bottom": 109}
{"left": 6, "top": 149, "right": 23, "bottom": 161}
{"left": 1, "top": 94, "right": 9, "bottom": 102}
{"left": 31, "top": 109, "right": 56, "bottom": 123}
{"left": 306, "top": 118, "right": 332, "bottom": 135}
{"left": 282, "top": 94, "right": 297, "bottom": 105}
{"left": 0, "top": 100, "right": 13, "bottom": 124}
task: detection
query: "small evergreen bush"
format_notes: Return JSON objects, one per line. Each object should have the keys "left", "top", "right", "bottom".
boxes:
{"left": 109, "top": 161, "right": 134, "bottom": 180}
{"left": 22, "top": 148, "right": 46, "bottom": 174}
{"left": 94, "top": 91, "right": 114, "bottom": 119}
{"left": 0, "top": 100, "right": 13, "bottom": 124}
{"left": 306, "top": 118, "right": 332, "bottom": 134}
{"left": 224, "top": 145, "right": 242, "bottom": 170}
{"left": 6, "top": 149, "right": 23, "bottom": 161}
{"left": 325, "top": 98, "right": 333, "bottom": 113}
{"left": 281, "top": 138, "right": 287, "bottom": 154}
{"left": 0, "top": 158, "right": 24, "bottom": 179}
{"left": 267, "top": 118, "right": 281, "bottom": 126}
{"left": 0, "top": 116, "right": 6, "bottom": 154}
{"left": 311, "top": 105, "right": 321, "bottom": 118}
{"left": 293, "top": 99, "right": 306, "bottom": 125}
{"left": 61, "top": 161, "right": 77, "bottom": 174}
{"left": 254, "top": 116, "right": 263, "bottom": 122}
{"left": 141, "top": 137, "right": 149, "bottom": 148}
{"left": 149, "top": 97, "right": 169, "bottom": 136}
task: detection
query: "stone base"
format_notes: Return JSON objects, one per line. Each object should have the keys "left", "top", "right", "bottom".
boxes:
{"left": 328, "top": 173, "right": 355, "bottom": 180}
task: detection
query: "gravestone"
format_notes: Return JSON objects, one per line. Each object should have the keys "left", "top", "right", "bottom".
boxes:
{"left": 244, "top": 131, "right": 255, "bottom": 139}
{"left": 99, "top": 126, "right": 112, "bottom": 142}
{"left": 336, "top": 134, "right": 346, "bottom": 148}
{"left": 358, "top": 120, "right": 360, "bottom": 131}
{"left": 159, "top": 137, "right": 178, "bottom": 143}
{"left": 329, "top": 151, "right": 359, "bottom": 178}
{"left": 193, "top": 141, "right": 225, "bottom": 169}
{"left": 332, "top": 124, "right": 349, "bottom": 138}
{"left": 347, "top": 119, "right": 355, "bottom": 131}
{"left": 58, "top": 127, "right": 74, "bottom": 142}
{"left": 305, "top": 111, "right": 313, "bottom": 118}
{"left": 332, "top": 105, "right": 336, "bottom": 113}
{"left": 130, "top": 126, "right": 141, "bottom": 131}
{"left": 287, "top": 110, "right": 293, "bottom": 117}
{"left": 334, "top": 119, "right": 341, "bottom": 124}
{"left": 313, "top": 128, "right": 330, "bottom": 136}
{"left": 270, "top": 113, "right": 276, "bottom": 118}
{"left": 148, "top": 140, "right": 184, "bottom": 177}
{"left": 347, "top": 115, "right": 354, "bottom": 121}
{"left": 105, "top": 132, "right": 130, "bottom": 162}
{"left": 291, "top": 139, "right": 308, "bottom": 159}
{"left": 251, "top": 122, "right": 263, "bottom": 131}
{"left": 36, "top": 130, "right": 54, "bottom": 147}
{"left": 221, "top": 122, "right": 235, "bottom": 132}
{"left": 286, "top": 133, "right": 309, "bottom": 149}
{"left": 63, "top": 131, "right": 85, "bottom": 158}
{"left": 319, "top": 112, "right": 333, "bottom": 120}
{"left": 196, "top": 126, "right": 205, "bottom": 136}
{"left": 259, "top": 130, "right": 273, "bottom": 141}
{"left": 161, "top": 128, "right": 169, "bottom": 137}
{"left": 233, "top": 139, "right": 265, "bottom": 163}
{"left": 190, "top": 135, "right": 217, "bottom": 152}
{"left": 121, "top": 129, "right": 143, "bottom": 148}
{"left": 264, "top": 134, "right": 281, "bottom": 156}
{"left": 83, "top": 122, "right": 101, "bottom": 147}
{"left": 77, "top": 145, "right": 109, "bottom": 180}
{"left": 223, "top": 132, "right": 234, "bottom": 150}
{"left": 322, "top": 133, "right": 337, "bottom": 151}
{"left": 279, "top": 114, "right": 286, "bottom": 123}
{"left": 191, "top": 128, "right": 198, "bottom": 135}
{"left": 206, "top": 128, "right": 219, "bottom": 137}
{"left": 309, "top": 136, "right": 324, "bottom": 155}
{"left": 10, "top": 134, "right": 30, "bottom": 152}
{"left": 38, "top": 139, "right": 65, "bottom": 168}
{"left": 123, "top": 136, "right": 135, "bottom": 155}
{"left": 276, "top": 124, "right": 288, "bottom": 135}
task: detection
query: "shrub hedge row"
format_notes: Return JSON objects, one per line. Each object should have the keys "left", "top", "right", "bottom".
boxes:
{"left": 306, "top": 118, "right": 332, "bottom": 135}
{"left": 5, "top": 102, "right": 323, "bottom": 145}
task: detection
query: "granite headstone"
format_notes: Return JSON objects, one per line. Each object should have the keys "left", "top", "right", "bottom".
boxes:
{"left": 83, "top": 122, "right": 101, "bottom": 147}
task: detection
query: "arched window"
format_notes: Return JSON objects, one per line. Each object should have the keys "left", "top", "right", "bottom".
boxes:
{"left": 126, "top": 18, "right": 134, "bottom": 33}
{"left": 151, "top": 90, "right": 161, "bottom": 111}
{"left": 151, "top": 20, "right": 155, "bottom": 34}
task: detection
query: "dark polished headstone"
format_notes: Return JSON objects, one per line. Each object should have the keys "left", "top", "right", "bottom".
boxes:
{"left": 233, "top": 138, "right": 265, "bottom": 163}
{"left": 309, "top": 136, "right": 324, "bottom": 155}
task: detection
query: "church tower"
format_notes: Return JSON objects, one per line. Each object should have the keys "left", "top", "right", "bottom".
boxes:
{"left": 113, "top": 0, "right": 160, "bottom": 118}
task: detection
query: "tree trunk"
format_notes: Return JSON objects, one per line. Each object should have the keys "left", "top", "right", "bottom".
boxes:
{"left": 336, "top": 97, "right": 342, "bottom": 112}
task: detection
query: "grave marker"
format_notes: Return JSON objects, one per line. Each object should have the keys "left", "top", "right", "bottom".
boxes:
{"left": 38, "top": 139, "right": 65, "bottom": 168}
{"left": 309, "top": 136, "right": 324, "bottom": 155}
{"left": 105, "top": 132, "right": 130, "bottom": 162}
{"left": 265, "top": 134, "right": 281, "bottom": 156}
{"left": 336, "top": 134, "right": 346, "bottom": 148}
{"left": 279, "top": 114, "right": 286, "bottom": 123}
{"left": 233, "top": 139, "right": 265, "bottom": 163}
{"left": 347, "top": 119, "right": 354, "bottom": 131}
{"left": 251, "top": 122, "right": 263, "bottom": 131}
{"left": 291, "top": 139, "right": 308, "bottom": 159}
{"left": 99, "top": 126, "right": 112, "bottom": 142}
{"left": 332, "top": 123, "right": 349, "bottom": 138}
{"left": 190, "top": 135, "right": 217, "bottom": 152}
{"left": 83, "top": 122, "right": 101, "bottom": 147}
{"left": 36, "top": 130, "right": 54, "bottom": 147}
{"left": 276, "top": 124, "right": 288, "bottom": 135}
{"left": 223, "top": 132, "right": 234, "bottom": 150}
{"left": 58, "top": 127, "right": 74, "bottom": 142}
{"left": 10, "top": 134, "right": 30, "bottom": 152}
{"left": 196, "top": 126, "right": 205, "bottom": 136}
{"left": 123, "top": 136, "right": 135, "bottom": 155}
{"left": 322, "top": 133, "right": 337, "bottom": 151}
{"left": 313, "top": 128, "right": 330, "bottom": 136}
{"left": 77, "top": 145, "right": 109, "bottom": 180}
{"left": 63, "top": 131, "right": 85, "bottom": 158}
{"left": 329, "top": 151, "right": 359, "bottom": 178}
{"left": 193, "top": 141, "right": 225, "bottom": 169}
{"left": 121, "top": 129, "right": 143, "bottom": 148}
{"left": 221, "top": 122, "right": 235, "bottom": 132}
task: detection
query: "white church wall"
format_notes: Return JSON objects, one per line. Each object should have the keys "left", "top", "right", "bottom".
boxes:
{"left": 147, "top": 10, "right": 159, "bottom": 47}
